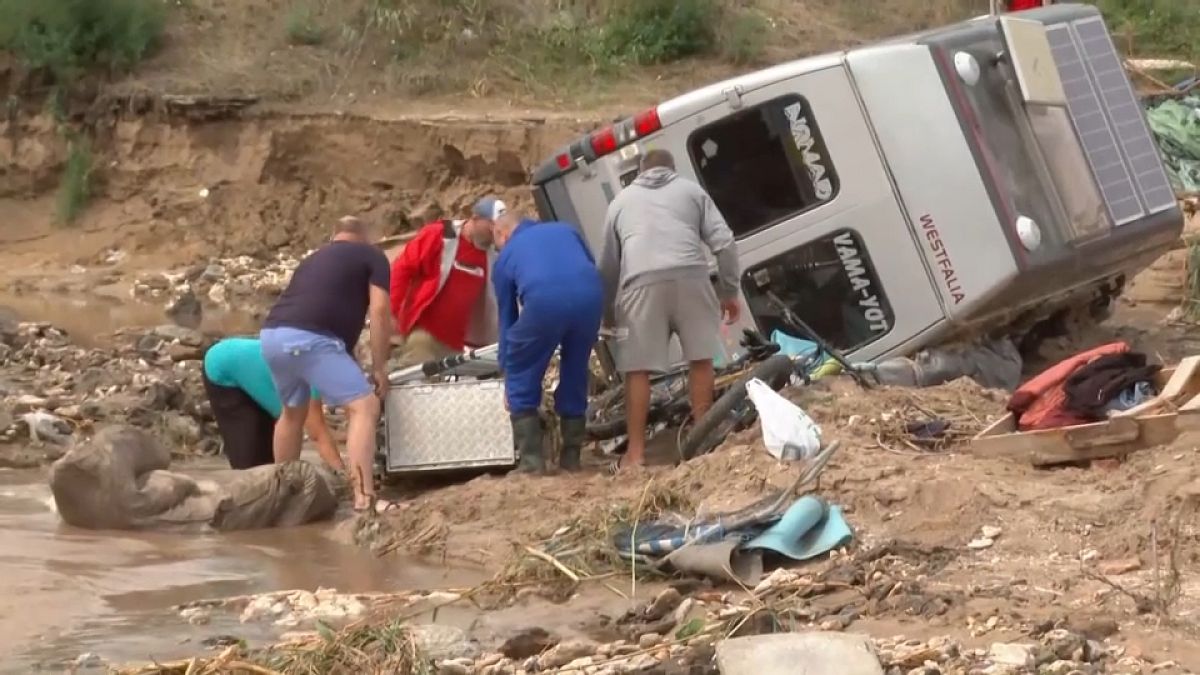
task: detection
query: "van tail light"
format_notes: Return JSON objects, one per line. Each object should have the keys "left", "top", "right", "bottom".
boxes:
{"left": 590, "top": 126, "right": 618, "bottom": 157}
{"left": 633, "top": 108, "right": 661, "bottom": 137}
{"left": 555, "top": 153, "right": 572, "bottom": 169}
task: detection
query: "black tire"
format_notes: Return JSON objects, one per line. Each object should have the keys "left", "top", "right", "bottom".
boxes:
{"left": 586, "top": 386, "right": 629, "bottom": 440}
{"left": 678, "top": 354, "right": 794, "bottom": 462}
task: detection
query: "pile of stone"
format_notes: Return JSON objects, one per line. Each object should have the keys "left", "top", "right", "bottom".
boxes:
{"left": 132, "top": 252, "right": 302, "bottom": 310}
{"left": 0, "top": 320, "right": 217, "bottom": 464}
{"left": 425, "top": 585, "right": 1161, "bottom": 675}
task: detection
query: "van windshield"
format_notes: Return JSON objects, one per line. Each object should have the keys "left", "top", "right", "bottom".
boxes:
{"left": 741, "top": 229, "right": 893, "bottom": 351}
{"left": 687, "top": 94, "right": 839, "bottom": 238}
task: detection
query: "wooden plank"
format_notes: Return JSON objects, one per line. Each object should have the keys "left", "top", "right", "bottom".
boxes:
{"left": 975, "top": 412, "right": 1017, "bottom": 439}
{"left": 971, "top": 414, "right": 1180, "bottom": 466}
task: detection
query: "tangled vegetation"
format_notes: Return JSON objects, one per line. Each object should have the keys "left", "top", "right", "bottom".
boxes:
{"left": 0, "top": 0, "right": 165, "bottom": 83}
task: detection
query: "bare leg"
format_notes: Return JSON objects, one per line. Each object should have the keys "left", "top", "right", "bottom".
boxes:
{"left": 343, "top": 393, "right": 382, "bottom": 509}
{"left": 687, "top": 359, "right": 715, "bottom": 423}
{"left": 623, "top": 371, "right": 651, "bottom": 468}
{"left": 274, "top": 404, "right": 309, "bottom": 463}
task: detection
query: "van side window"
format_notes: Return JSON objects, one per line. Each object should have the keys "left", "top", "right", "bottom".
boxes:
{"left": 741, "top": 229, "right": 892, "bottom": 351}
{"left": 688, "top": 94, "right": 838, "bottom": 238}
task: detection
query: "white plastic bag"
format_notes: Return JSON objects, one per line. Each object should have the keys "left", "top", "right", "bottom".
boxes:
{"left": 745, "top": 378, "right": 822, "bottom": 461}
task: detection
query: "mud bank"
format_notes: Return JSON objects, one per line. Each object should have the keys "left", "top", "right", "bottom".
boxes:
{"left": 0, "top": 104, "right": 596, "bottom": 269}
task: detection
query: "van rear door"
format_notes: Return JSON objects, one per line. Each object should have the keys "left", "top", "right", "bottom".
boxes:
{"left": 675, "top": 64, "right": 946, "bottom": 360}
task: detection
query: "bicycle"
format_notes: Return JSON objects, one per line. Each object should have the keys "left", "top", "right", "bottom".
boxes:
{"left": 677, "top": 290, "right": 878, "bottom": 461}
{"left": 584, "top": 328, "right": 800, "bottom": 458}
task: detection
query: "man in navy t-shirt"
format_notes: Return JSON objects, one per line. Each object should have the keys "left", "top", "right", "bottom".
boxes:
{"left": 261, "top": 215, "right": 392, "bottom": 511}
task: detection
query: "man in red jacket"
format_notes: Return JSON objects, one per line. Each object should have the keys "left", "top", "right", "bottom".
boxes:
{"left": 390, "top": 197, "right": 503, "bottom": 366}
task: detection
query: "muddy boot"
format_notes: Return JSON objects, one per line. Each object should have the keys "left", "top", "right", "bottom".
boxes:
{"left": 511, "top": 413, "right": 545, "bottom": 474}
{"left": 559, "top": 416, "right": 586, "bottom": 472}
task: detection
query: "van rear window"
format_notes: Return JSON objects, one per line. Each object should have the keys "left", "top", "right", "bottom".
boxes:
{"left": 741, "top": 229, "right": 892, "bottom": 351}
{"left": 688, "top": 94, "right": 838, "bottom": 238}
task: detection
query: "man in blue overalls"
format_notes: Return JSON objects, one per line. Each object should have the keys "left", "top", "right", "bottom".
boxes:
{"left": 491, "top": 211, "right": 603, "bottom": 473}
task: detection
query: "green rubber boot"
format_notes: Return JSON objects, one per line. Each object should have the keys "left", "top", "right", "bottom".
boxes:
{"left": 559, "top": 416, "right": 586, "bottom": 472}
{"left": 511, "top": 413, "right": 545, "bottom": 474}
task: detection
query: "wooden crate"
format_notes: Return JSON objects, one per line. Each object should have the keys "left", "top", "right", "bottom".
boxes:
{"left": 972, "top": 357, "right": 1200, "bottom": 466}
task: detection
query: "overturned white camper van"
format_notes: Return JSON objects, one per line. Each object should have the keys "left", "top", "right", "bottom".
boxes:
{"left": 530, "top": 4, "right": 1183, "bottom": 369}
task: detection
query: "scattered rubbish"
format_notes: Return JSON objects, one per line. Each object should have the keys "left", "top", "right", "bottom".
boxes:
{"left": 746, "top": 377, "right": 822, "bottom": 461}
{"left": 1145, "top": 95, "right": 1200, "bottom": 193}
{"left": 21, "top": 410, "right": 72, "bottom": 446}
{"left": 980, "top": 525, "right": 1002, "bottom": 539}
{"left": 870, "top": 337, "right": 1022, "bottom": 391}
{"left": 967, "top": 537, "right": 995, "bottom": 551}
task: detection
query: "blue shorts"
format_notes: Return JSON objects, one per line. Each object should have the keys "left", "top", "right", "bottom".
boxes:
{"left": 260, "top": 327, "right": 372, "bottom": 408}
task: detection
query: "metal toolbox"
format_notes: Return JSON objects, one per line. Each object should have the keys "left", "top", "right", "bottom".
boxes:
{"left": 382, "top": 378, "right": 516, "bottom": 473}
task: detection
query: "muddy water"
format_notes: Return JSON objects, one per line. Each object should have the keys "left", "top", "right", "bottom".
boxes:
{"left": 0, "top": 290, "right": 258, "bottom": 347}
{"left": 0, "top": 461, "right": 486, "bottom": 672}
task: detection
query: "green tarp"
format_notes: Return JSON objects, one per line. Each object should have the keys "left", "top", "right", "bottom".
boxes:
{"left": 1146, "top": 96, "right": 1200, "bottom": 193}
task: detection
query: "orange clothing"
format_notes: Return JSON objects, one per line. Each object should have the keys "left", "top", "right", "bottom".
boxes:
{"left": 1008, "top": 342, "right": 1130, "bottom": 431}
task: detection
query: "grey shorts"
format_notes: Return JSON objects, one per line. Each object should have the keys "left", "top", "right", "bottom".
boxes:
{"left": 614, "top": 277, "right": 721, "bottom": 373}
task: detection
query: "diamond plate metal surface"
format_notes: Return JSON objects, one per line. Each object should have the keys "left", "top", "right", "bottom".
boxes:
{"left": 383, "top": 380, "right": 516, "bottom": 472}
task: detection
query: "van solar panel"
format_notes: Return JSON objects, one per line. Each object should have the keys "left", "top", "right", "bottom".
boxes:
{"left": 1046, "top": 18, "right": 1176, "bottom": 227}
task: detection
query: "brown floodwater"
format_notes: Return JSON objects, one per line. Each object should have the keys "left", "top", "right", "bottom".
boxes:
{"left": 0, "top": 459, "right": 490, "bottom": 673}
{"left": 0, "top": 290, "right": 258, "bottom": 348}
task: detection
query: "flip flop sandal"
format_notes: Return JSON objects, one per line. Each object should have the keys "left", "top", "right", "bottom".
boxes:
{"left": 353, "top": 498, "right": 400, "bottom": 513}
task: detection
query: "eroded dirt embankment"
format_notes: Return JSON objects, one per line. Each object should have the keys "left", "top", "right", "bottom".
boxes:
{"left": 0, "top": 102, "right": 596, "bottom": 270}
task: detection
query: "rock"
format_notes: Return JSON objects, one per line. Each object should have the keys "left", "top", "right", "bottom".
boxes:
{"left": 12, "top": 394, "right": 48, "bottom": 413}
{"left": 717, "top": 632, "right": 883, "bottom": 675}
{"left": 153, "top": 325, "right": 205, "bottom": 346}
{"left": 1042, "top": 630, "right": 1086, "bottom": 662}
{"left": 639, "top": 633, "right": 662, "bottom": 649}
{"left": 538, "top": 640, "right": 596, "bottom": 669}
{"left": 1098, "top": 558, "right": 1141, "bottom": 576}
{"left": 967, "top": 537, "right": 995, "bottom": 550}
{"left": 201, "top": 263, "right": 227, "bottom": 281}
{"left": 1066, "top": 617, "right": 1118, "bottom": 641}
{"left": 410, "top": 624, "right": 479, "bottom": 662}
{"left": 477, "top": 652, "right": 503, "bottom": 667}
{"left": 988, "top": 643, "right": 1035, "bottom": 667}
{"left": 564, "top": 656, "right": 594, "bottom": 668}
{"left": 166, "top": 289, "right": 203, "bottom": 329}
{"left": 981, "top": 525, "right": 1002, "bottom": 539}
{"left": 22, "top": 411, "right": 71, "bottom": 445}
{"left": 160, "top": 412, "right": 202, "bottom": 446}
{"left": 167, "top": 342, "right": 205, "bottom": 362}
{"left": 1040, "top": 660, "right": 1080, "bottom": 675}
{"left": 208, "top": 282, "right": 228, "bottom": 305}
{"left": 437, "top": 659, "right": 472, "bottom": 675}
{"left": 644, "top": 587, "right": 683, "bottom": 621}
{"left": 500, "top": 627, "right": 557, "bottom": 659}
{"left": 73, "top": 652, "right": 104, "bottom": 669}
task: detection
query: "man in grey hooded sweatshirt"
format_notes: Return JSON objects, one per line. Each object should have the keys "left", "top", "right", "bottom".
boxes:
{"left": 599, "top": 149, "right": 740, "bottom": 472}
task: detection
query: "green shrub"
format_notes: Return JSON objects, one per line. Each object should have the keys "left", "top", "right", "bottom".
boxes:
{"left": 286, "top": 2, "right": 325, "bottom": 46}
{"left": 601, "top": 0, "right": 717, "bottom": 65}
{"left": 0, "top": 0, "right": 165, "bottom": 83}
{"left": 1091, "top": 0, "right": 1200, "bottom": 60}
{"left": 56, "top": 135, "right": 93, "bottom": 225}
{"left": 720, "top": 10, "right": 769, "bottom": 66}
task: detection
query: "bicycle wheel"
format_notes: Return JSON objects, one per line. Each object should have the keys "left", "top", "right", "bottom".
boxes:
{"left": 678, "top": 354, "right": 794, "bottom": 461}
{"left": 586, "top": 369, "right": 689, "bottom": 440}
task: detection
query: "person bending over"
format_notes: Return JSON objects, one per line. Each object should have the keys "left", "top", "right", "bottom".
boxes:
{"left": 492, "top": 212, "right": 603, "bottom": 474}
{"left": 202, "top": 337, "right": 343, "bottom": 471}
{"left": 260, "top": 216, "right": 391, "bottom": 510}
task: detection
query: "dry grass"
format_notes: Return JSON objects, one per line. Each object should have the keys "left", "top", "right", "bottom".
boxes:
{"left": 115, "top": 618, "right": 434, "bottom": 675}
{"left": 479, "top": 479, "right": 695, "bottom": 600}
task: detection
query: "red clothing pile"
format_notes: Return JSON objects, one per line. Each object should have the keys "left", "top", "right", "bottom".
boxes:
{"left": 1008, "top": 341, "right": 1149, "bottom": 431}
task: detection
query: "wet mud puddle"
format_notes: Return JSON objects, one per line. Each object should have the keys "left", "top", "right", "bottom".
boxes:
{"left": 0, "top": 464, "right": 485, "bottom": 672}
